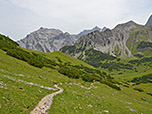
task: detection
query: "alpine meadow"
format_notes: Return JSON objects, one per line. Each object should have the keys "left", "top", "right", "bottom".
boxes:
{"left": 0, "top": 1, "right": 152, "bottom": 113}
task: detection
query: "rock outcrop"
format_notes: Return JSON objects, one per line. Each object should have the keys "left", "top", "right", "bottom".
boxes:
{"left": 61, "top": 21, "right": 142, "bottom": 58}
{"left": 76, "top": 26, "right": 107, "bottom": 37}
{"left": 18, "top": 26, "right": 105, "bottom": 53}
{"left": 18, "top": 27, "right": 77, "bottom": 52}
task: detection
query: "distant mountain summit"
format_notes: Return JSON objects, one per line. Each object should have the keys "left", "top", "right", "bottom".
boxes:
{"left": 18, "top": 15, "right": 152, "bottom": 54}
{"left": 61, "top": 20, "right": 142, "bottom": 58}
{"left": 146, "top": 15, "right": 152, "bottom": 26}
{"left": 77, "top": 26, "right": 107, "bottom": 37}
{"left": 18, "top": 26, "right": 107, "bottom": 52}
{"left": 18, "top": 27, "right": 77, "bottom": 52}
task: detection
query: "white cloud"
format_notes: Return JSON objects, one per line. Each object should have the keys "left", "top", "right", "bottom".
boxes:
{"left": 0, "top": 0, "right": 152, "bottom": 40}
{"left": 10, "top": 0, "right": 128, "bottom": 29}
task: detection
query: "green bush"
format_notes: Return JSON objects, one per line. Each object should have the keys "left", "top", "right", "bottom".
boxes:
{"left": 101, "top": 62, "right": 133, "bottom": 72}
{"left": 58, "top": 66, "right": 80, "bottom": 79}
{"left": 58, "top": 65, "right": 101, "bottom": 82}
{"left": 58, "top": 65, "right": 121, "bottom": 90}
{"left": 131, "top": 73, "right": 152, "bottom": 84}
{"left": 84, "top": 49, "right": 116, "bottom": 67}
{"left": 81, "top": 75, "right": 97, "bottom": 82}
{"left": 129, "top": 57, "right": 152, "bottom": 67}
{"left": 137, "top": 41, "right": 152, "bottom": 49}
{"left": 0, "top": 34, "right": 18, "bottom": 50}
{"left": 134, "top": 54, "right": 144, "bottom": 58}
{"left": 7, "top": 48, "right": 44, "bottom": 68}
{"left": 55, "top": 57, "right": 62, "bottom": 63}
{"left": 100, "top": 80, "right": 121, "bottom": 90}
{"left": 60, "top": 46, "right": 76, "bottom": 54}
{"left": 133, "top": 88, "right": 144, "bottom": 92}
{"left": 32, "top": 52, "right": 57, "bottom": 67}
{"left": 147, "top": 92, "right": 152, "bottom": 96}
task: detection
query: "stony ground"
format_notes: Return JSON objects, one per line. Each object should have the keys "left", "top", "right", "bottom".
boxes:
{"left": 30, "top": 85, "right": 64, "bottom": 114}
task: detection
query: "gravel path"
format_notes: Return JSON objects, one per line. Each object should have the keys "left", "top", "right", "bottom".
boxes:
{"left": 30, "top": 85, "right": 64, "bottom": 114}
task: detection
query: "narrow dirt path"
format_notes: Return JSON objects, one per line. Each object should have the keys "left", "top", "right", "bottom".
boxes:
{"left": 30, "top": 85, "right": 64, "bottom": 114}
{"left": 68, "top": 82, "right": 98, "bottom": 90}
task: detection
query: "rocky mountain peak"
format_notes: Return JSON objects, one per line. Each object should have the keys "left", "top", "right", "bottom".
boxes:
{"left": 39, "top": 27, "right": 44, "bottom": 29}
{"left": 25, "top": 27, "right": 64, "bottom": 40}
{"left": 114, "top": 20, "right": 140, "bottom": 32}
{"left": 61, "top": 20, "right": 144, "bottom": 58}
{"left": 64, "top": 32, "right": 70, "bottom": 36}
{"left": 146, "top": 15, "right": 152, "bottom": 26}
{"left": 92, "top": 26, "right": 101, "bottom": 31}
{"left": 18, "top": 26, "right": 108, "bottom": 53}
{"left": 102, "top": 27, "right": 108, "bottom": 31}
{"left": 18, "top": 27, "right": 77, "bottom": 52}
{"left": 78, "top": 26, "right": 101, "bottom": 36}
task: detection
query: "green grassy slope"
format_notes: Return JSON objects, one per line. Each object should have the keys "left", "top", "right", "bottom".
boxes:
{"left": 0, "top": 49, "right": 58, "bottom": 113}
{"left": 33, "top": 50, "right": 94, "bottom": 68}
{"left": 49, "top": 83, "right": 152, "bottom": 114}
{"left": 0, "top": 34, "right": 152, "bottom": 114}
{"left": 0, "top": 48, "right": 152, "bottom": 114}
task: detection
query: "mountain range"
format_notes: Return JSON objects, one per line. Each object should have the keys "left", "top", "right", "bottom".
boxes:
{"left": 60, "top": 15, "right": 152, "bottom": 59}
{"left": 76, "top": 26, "right": 107, "bottom": 37}
{"left": 18, "top": 26, "right": 106, "bottom": 52}
{"left": 0, "top": 14, "right": 152, "bottom": 114}
{"left": 61, "top": 21, "right": 142, "bottom": 58}
{"left": 18, "top": 27, "right": 77, "bottom": 52}
{"left": 18, "top": 15, "right": 152, "bottom": 60}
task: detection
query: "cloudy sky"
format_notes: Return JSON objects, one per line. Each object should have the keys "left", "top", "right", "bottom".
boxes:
{"left": 0, "top": 0, "right": 152, "bottom": 41}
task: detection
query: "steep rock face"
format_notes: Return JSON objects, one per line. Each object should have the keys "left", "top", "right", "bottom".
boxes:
{"left": 18, "top": 26, "right": 105, "bottom": 52}
{"left": 61, "top": 21, "right": 142, "bottom": 58}
{"left": 146, "top": 15, "right": 152, "bottom": 26}
{"left": 126, "top": 26, "right": 152, "bottom": 56}
{"left": 18, "top": 27, "right": 77, "bottom": 52}
{"left": 107, "top": 21, "right": 141, "bottom": 57}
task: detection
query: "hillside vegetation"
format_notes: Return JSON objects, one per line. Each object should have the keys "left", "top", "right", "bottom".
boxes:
{"left": 0, "top": 34, "right": 152, "bottom": 114}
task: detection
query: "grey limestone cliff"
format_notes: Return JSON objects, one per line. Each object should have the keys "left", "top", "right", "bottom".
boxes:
{"left": 61, "top": 21, "right": 142, "bottom": 58}
{"left": 18, "top": 27, "right": 77, "bottom": 52}
{"left": 18, "top": 26, "right": 105, "bottom": 52}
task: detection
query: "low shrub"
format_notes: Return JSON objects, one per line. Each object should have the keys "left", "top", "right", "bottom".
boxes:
{"left": 131, "top": 73, "right": 152, "bottom": 84}
{"left": 133, "top": 88, "right": 144, "bottom": 92}
{"left": 0, "top": 34, "right": 18, "bottom": 50}
{"left": 100, "top": 80, "right": 121, "bottom": 90}
{"left": 58, "top": 65, "right": 121, "bottom": 90}
{"left": 147, "top": 92, "right": 152, "bottom": 96}
{"left": 7, "top": 48, "right": 44, "bottom": 68}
